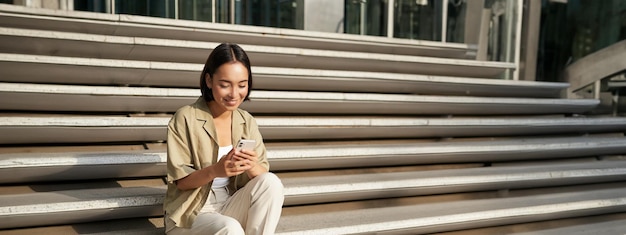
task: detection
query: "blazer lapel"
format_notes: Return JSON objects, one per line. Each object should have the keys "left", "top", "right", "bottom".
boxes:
{"left": 195, "top": 98, "right": 247, "bottom": 146}
{"left": 231, "top": 109, "right": 246, "bottom": 144}
{"left": 194, "top": 98, "right": 219, "bottom": 144}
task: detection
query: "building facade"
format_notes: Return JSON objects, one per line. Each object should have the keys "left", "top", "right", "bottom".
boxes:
{"left": 5, "top": 0, "right": 626, "bottom": 82}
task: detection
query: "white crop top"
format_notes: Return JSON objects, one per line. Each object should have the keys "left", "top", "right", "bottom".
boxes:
{"left": 211, "top": 145, "right": 233, "bottom": 188}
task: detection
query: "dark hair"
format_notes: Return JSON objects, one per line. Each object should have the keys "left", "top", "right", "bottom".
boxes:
{"left": 200, "top": 43, "right": 253, "bottom": 102}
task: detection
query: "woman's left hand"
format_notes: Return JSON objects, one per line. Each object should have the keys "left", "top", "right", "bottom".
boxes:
{"left": 232, "top": 149, "right": 267, "bottom": 178}
{"left": 232, "top": 149, "right": 258, "bottom": 169}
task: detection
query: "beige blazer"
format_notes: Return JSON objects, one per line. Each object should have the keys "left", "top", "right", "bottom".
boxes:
{"left": 164, "top": 98, "right": 269, "bottom": 229}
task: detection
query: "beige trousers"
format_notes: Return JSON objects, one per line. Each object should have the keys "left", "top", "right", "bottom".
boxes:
{"left": 166, "top": 173, "right": 284, "bottom": 235}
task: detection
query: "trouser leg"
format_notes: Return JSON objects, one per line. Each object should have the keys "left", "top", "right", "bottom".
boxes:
{"left": 221, "top": 172, "right": 285, "bottom": 235}
{"left": 166, "top": 213, "right": 244, "bottom": 235}
{"left": 166, "top": 187, "right": 245, "bottom": 235}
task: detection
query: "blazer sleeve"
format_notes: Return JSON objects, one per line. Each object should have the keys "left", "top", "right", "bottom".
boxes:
{"left": 166, "top": 111, "right": 197, "bottom": 184}
{"left": 249, "top": 116, "right": 270, "bottom": 171}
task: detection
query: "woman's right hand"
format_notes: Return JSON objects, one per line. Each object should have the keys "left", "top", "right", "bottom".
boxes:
{"left": 212, "top": 149, "right": 252, "bottom": 177}
{"left": 175, "top": 149, "right": 252, "bottom": 191}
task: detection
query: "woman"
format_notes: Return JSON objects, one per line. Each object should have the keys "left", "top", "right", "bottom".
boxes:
{"left": 164, "top": 43, "right": 284, "bottom": 235}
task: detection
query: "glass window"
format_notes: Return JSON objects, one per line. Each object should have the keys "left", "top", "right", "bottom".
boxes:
{"left": 235, "top": 0, "right": 302, "bottom": 29}
{"left": 345, "top": 0, "right": 388, "bottom": 37}
{"left": 216, "top": 0, "right": 231, "bottom": 23}
{"left": 569, "top": 0, "right": 626, "bottom": 60}
{"left": 178, "top": 0, "right": 213, "bottom": 22}
{"left": 446, "top": 0, "right": 467, "bottom": 43}
{"left": 484, "top": 0, "right": 517, "bottom": 63}
{"left": 538, "top": 0, "right": 626, "bottom": 81}
{"left": 394, "top": 0, "right": 442, "bottom": 41}
{"left": 115, "top": 0, "right": 175, "bottom": 19}
{"left": 75, "top": 0, "right": 176, "bottom": 17}
{"left": 74, "top": 0, "right": 108, "bottom": 13}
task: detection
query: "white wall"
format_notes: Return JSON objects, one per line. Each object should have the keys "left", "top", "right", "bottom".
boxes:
{"left": 303, "top": 0, "right": 344, "bottom": 33}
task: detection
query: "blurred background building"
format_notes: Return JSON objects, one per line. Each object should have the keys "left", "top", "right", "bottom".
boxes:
{"left": 1, "top": 0, "right": 626, "bottom": 234}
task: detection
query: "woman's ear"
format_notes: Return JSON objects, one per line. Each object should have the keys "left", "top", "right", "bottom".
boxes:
{"left": 205, "top": 74, "right": 212, "bottom": 89}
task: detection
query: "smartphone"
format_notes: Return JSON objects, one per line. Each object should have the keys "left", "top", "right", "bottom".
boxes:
{"left": 235, "top": 139, "right": 256, "bottom": 151}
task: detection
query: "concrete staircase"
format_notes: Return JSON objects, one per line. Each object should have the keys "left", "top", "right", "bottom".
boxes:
{"left": 1, "top": 4, "right": 626, "bottom": 234}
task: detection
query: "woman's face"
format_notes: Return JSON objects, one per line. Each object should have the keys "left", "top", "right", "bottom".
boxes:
{"left": 206, "top": 61, "right": 249, "bottom": 113}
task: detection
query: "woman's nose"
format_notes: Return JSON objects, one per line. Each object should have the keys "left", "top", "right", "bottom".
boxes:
{"left": 230, "top": 86, "right": 238, "bottom": 97}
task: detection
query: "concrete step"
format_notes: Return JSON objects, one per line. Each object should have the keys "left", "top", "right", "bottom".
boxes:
{"left": 0, "top": 150, "right": 166, "bottom": 184}
{"left": 282, "top": 161, "right": 626, "bottom": 205}
{"left": 2, "top": 162, "right": 625, "bottom": 230}
{"left": 3, "top": 212, "right": 626, "bottom": 235}
{"left": 268, "top": 136, "right": 626, "bottom": 170}
{"left": 276, "top": 187, "right": 626, "bottom": 234}
{"left": 3, "top": 136, "right": 626, "bottom": 184}
{"left": 435, "top": 213, "right": 626, "bottom": 235}
{"left": 0, "top": 186, "right": 165, "bottom": 230}
{"left": 0, "top": 53, "right": 567, "bottom": 97}
{"left": 0, "top": 82, "right": 597, "bottom": 114}
{"left": 0, "top": 3, "right": 475, "bottom": 59}
{"left": 0, "top": 217, "right": 165, "bottom": 235}
{"left": 2, "top": 115, "right": 626, "bottom": 144}
{"left": 0, "top": 27, "right": 513, "bottom": 77}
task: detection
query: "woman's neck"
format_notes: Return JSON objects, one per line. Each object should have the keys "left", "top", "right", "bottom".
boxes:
{"left": 208, "top": 101, "right": 233, "bottom": 147}
{"left": 207, "top": 101, "right": 232, "bottom": 120}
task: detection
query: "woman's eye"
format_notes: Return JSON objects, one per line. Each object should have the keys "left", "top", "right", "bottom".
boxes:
{"left": 219, "top": 84, "right": 229, "bottom": 88}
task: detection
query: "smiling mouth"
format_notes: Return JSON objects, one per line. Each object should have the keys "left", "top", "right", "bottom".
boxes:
{"left": 224, "top": 99, "right": 239, "bottom": 106}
